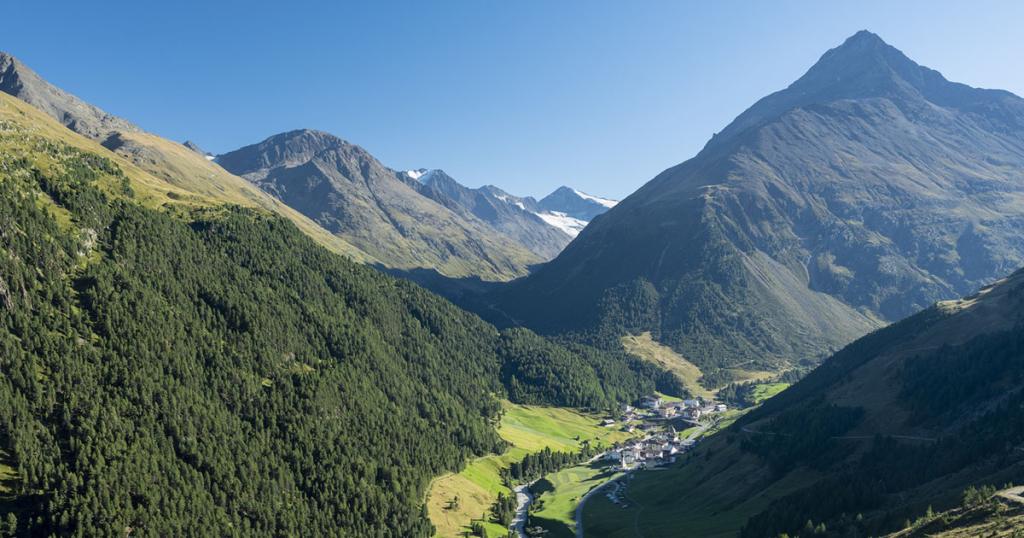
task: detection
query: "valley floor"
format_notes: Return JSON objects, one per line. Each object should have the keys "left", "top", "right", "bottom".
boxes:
{"left": 426, "top": 402, "right": 635, "bottom": 537}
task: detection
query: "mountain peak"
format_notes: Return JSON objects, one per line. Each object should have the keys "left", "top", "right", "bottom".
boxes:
{"left": 216, "top": 128, "right": 367, "bottom": 176}
{"left": 0, "top": 50, "right": 139, "bottom": 140}
{"left": 706, "top": 31, "right": 1022, "bottom": 151}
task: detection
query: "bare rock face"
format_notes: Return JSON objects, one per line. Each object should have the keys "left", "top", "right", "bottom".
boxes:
{"left": 494, "top": 31, "right": 1024, "bottom": 373}
{"left": 0, "top": 51, "right": 139, "bottom": 140}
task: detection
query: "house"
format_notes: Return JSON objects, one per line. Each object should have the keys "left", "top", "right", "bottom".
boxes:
{"left": 715, "top": 404, "right": 728, "bottom": 412}
{"left": 602, "top": 418, "right": 616, "bottom": 427}
{"left": 659, "top": 407, "right": 677, "bottom": 419}
{"left": 620, "top": 403, "right": 635, "bottom": 414}
{"left": 683, "top": 399, "right": 701, "bottom": 408}
{"left": 642, "top": 395, "right": 663, "bottom": 409}
{"left": 682, "top": 407, "right": 702, "bottom": 421}
{"left": 605, "top": 450, "right": 622, "bottom": 461}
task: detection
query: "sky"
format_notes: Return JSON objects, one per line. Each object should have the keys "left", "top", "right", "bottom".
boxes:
{"left": 5, "top": 1, "right": 1022, "bottom": 199}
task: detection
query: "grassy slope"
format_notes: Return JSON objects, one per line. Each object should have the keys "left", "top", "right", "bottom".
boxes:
{"left": 0, "top": 93, "right": 368, "bottom": 263}
{"left": 885, "top": 499, "right": 1024, "bottom": 537}
{"left": 749, "top": 383, "right": 790, "bottom": 405}
{"left": 621, "top": 332, "right": 715, "bottom": 398}
{"left": 531, "top": 463, "right": 624, "bottom": 538}
{"left": 427, "top": 402, "right": 635, "bottom": 537}
{"left": 582, "top": 442, "right": 818, "bottom": 538}
{"left": 621, "top": 332, "right": 778, "bottom": 398}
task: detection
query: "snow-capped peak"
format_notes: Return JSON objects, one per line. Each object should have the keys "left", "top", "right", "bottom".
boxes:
{"left": 405, "top": 169, "right": 428, "bottom": 181}
{"left": 572, "top": 188, "right": 618, "bottom": 208}
{"left": 535, "top": 211, "right": 588, "bottom": 237}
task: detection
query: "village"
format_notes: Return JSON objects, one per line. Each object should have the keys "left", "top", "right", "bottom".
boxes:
{"left": 599, "top": 394, "right": 728, "bottom": 472}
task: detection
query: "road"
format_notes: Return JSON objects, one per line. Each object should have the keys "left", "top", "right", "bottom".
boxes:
{"left": 740, "top": 425, "right": 936, "bottom": 442}
{"left": 574, "top": 421, "right": 710, "bottom": 538}
{"left": 574, "top": 474, "right": 625, "bottom": 538}
{"left": 997, "top": 486, "right": 1024, "bottom": 505}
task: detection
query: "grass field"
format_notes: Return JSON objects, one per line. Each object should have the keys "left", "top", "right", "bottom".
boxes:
{"left": 749, "top": 382, "right": 790, "bottom": 404}
{"left": 427, "top": 401, "right": 636, "bottom": 537}
{"left": 581, "top": 440, "right": 818, "bottom": 537}
{"left": 530, "top": 462, "right": 624, "bottom": 538}
{"left": 621, "top": 332, "right": 715, "bottom": 399}
{"left": 727, "top": 368, "right": 778, "bottom": 384}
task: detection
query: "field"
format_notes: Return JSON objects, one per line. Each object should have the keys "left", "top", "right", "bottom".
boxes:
{"left": 581, "top": 440, "right": 818, "bottom": 537}
{"left": 749, "top": 382, "right": 789, "bottom": 404}
{"left": 621, "top": 332, "right": 715, "bottom": 399}
{"left": 427, "top": 401, "right": 636, "bottom": 537}
{"left": 529, "top": 462, "right": 624, "bottom": 538}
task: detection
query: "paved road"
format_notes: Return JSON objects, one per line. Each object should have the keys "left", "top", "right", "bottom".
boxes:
{"left": 574, "top": 475, "right": 625, "bottom": 538}
{"left": 575, "top": 422, "right": 711, "bottom": 538}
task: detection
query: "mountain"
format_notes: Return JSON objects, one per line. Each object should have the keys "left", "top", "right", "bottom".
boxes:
{"left": 0, "top": 51, "right": 139, "bottom": 139}
{"left": 411, "top": 169, "right": 572, "bottom": 259}
{"left": 182, "top": 139, "right": 214, "bottom": 160}
{"left": 491, "top": 31, "right": 1024, "bottom": 380}
{"left": 0, "top": 69, "right": 675, "bottom": 536}
{"left": 409, "top": 170, "right": 619, "bottom": 246}
{"left": 589, "top": 268, "right": 1024, "bottom": 537}
{"left": 538, "top": 186, "right": 618, "bottom": 223}
{"left": 0, "top": 50, "right": 370, "bottom": 263}
{"left": 216, "top": 130, "right": 546, "bottom": 280}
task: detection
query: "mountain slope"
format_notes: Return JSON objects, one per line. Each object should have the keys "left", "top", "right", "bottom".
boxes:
{"left": 493, "top": 31, "right": 1024, "bottom": 376}
{"left": 0, "top": 84, "right": 674, "bottom": 536}
{"left": 217, "top": 130, "right": 546, "bottom": 280}
{"left": 585, "top": 268, "right": 1024, "bottom": 537}
{"left": 412, "top": 169, "right": 572, "bottom": 259}
{"left": 0, "top": 51, "right": 370, "bottom": 263}
{"left": 0, "top": 51, "right": 139, "bottom": 139}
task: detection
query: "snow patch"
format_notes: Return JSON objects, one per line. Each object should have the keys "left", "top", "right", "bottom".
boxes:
{"left": 535, "top": 211, "right": 588, "bottom": 237}
{"left": 495, "top": 193, "right": 527, "bottom": 211}
{"left": 405, "top": 169, "right": 426, "bottom": 180}
{"left": 572, "top": 189, "right": 618, "bottom": 208}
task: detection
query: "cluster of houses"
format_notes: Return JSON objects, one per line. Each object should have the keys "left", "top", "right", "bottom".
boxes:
{"left": 596, "top": 394, "right": 730, "bottom": 470}
{"left": 603, "top": 427, "right": 695, "bottom": 470}
{"left": 625, "top": 395, "right": 727, "bottom": 423}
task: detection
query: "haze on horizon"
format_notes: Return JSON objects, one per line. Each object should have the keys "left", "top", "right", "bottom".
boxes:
{"left": 5, "top": 0, "right": 1022, "bottom": 199}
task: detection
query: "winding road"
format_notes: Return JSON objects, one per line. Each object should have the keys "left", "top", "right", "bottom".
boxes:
{"left": 573, "top": 421, "right": 710, "bottom": 537}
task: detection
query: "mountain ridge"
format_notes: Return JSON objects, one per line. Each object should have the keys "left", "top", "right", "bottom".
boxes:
{"left": 489, "top": 31, "right": 1024, "bottom": 378}
{"left": 217, "top": 129, "right": 549, "bottom": 280}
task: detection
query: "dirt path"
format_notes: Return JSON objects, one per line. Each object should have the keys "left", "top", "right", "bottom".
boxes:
{"left": 997, "top": 486, "right": 1024, "bottom": 504}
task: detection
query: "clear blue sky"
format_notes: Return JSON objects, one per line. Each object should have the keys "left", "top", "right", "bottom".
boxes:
{"left": 5, "top": 1, "right": 1022, "bottom": 198}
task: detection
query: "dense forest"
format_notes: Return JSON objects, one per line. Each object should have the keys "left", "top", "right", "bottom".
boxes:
{"left": 0, "top": 125, "right": 668, "bottom": 536}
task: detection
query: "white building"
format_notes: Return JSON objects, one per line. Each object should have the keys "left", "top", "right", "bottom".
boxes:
{"left": 642, "top": 396, "right": 663, "bottom": 409}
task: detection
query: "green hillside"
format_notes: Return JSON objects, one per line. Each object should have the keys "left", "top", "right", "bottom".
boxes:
{"left": 586, "top": 268, "right": 1024, "bottom": 537}
{"left": 0, "top": 100, "right": 668, "bottom": 536}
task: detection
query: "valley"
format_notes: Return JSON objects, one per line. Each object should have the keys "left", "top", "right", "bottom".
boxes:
{"left": 3, "top": 9, "right": 1024, "bottom": 538}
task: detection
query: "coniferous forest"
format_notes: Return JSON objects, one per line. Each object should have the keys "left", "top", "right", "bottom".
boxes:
{"left": 0, "top": 125, "right": 666, "bottom": 536}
